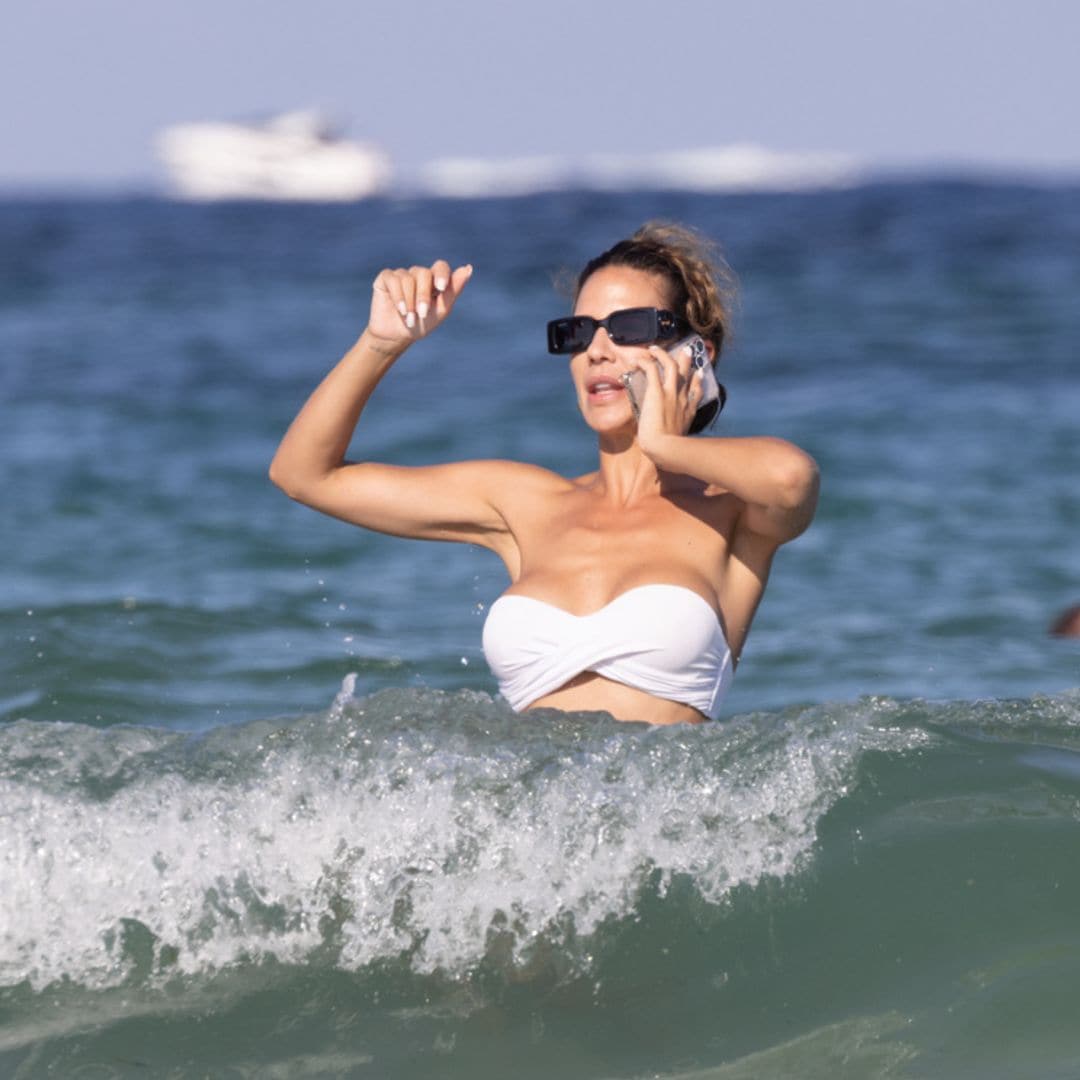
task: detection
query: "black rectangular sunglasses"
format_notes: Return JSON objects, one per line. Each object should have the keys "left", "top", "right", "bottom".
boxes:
{"left": 546, "top": 307, "right": 688, "bottom": 355}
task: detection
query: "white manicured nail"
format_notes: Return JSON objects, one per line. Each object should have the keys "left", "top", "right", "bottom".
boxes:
{"left": 405, "top": 312, "right": 416, "bottom": 329}
{"left": 434, "top": 277, "right": 448, "bottom": 292}
{"left": 417, "top": 301, "right": 429, "bottom": 319}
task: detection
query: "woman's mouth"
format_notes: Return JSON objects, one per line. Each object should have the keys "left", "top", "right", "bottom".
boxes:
{"left": 586, "top": 377, "right": 626, "bottom": 401}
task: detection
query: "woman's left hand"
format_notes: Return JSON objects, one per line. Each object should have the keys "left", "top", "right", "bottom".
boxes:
{"left": 632, "top": 341, "right": 702, "bottom": 456}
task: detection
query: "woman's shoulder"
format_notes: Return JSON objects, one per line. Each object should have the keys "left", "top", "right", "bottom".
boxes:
{"left": 457, "top": 458, "right": 577, "bottom": 495}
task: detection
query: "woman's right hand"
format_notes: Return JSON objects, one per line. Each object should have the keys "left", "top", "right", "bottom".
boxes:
{"left": 366, "top": 259, "right": 473, "bottom": 351}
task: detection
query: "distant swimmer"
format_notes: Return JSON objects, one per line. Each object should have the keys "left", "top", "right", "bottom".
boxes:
{"left": 270, "top": 223, "right": 819, "bottom": 724}
{"left": 1049, "top": 605, "right": 1080, "bottom": 638}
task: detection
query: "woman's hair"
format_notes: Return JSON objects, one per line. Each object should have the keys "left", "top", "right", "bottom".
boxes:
{"left": 575, "top": 222, "right": 738, "bottom": 360}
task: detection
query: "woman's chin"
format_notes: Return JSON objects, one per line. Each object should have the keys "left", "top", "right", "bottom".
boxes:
{"left": 583, "top": 409, "right": 637, "bottom": 439}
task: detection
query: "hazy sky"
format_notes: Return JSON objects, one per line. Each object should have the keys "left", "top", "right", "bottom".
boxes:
{"left": 3, "top": 0, "right": 1078, "bottom": 189}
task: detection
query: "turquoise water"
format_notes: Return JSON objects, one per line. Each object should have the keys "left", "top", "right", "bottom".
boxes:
{"left": 2, "top": 183, "right": 1080, "bottom": 1076}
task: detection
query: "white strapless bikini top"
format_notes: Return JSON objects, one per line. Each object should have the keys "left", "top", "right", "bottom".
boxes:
{"left": 481, "top": 583, "right": 734, "bottom": 719}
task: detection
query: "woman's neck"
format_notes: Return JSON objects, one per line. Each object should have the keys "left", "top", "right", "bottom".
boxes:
{"left": 592, "top": 434, "right": 663, "bottom": 506}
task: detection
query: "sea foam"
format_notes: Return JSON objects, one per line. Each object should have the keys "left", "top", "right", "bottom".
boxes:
{"left": 1, "top": 686, "right": 924, "bottom": 991}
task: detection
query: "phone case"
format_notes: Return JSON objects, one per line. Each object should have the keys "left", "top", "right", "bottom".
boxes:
{"left": 620, "top": 335, "right": 723, "bottom": 433}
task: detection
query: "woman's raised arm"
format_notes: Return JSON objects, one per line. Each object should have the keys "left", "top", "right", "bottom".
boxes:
{"left": 269, "top": 260, "right": 518, "bottom": 548}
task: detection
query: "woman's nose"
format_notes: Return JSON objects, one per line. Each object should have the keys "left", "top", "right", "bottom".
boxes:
{"left": 585, "top": 327, "right": 616, "bottom": 362}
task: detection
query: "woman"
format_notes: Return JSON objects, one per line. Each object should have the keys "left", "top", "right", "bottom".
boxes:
{"left": 270, "top": 224, "right": 818, "bottom": 724}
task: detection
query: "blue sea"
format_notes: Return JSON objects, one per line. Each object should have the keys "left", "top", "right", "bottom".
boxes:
{"left": 2, "top": 181, "right": 1079, "bottom": 1078}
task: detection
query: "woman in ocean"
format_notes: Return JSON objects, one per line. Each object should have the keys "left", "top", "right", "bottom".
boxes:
{"left": 270, "top": 223, "right": 819, "bottom": 724}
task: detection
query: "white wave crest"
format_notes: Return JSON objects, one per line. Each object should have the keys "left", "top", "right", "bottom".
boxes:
{"left": 0, "top": 690, "right": 923, "bottom": 990}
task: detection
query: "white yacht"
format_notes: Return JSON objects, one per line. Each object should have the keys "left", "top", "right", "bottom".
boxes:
{"left": 156, "top": 110, "right": 391, "bottom": 201}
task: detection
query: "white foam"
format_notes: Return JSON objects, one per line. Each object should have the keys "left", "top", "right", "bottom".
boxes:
{"left": 0, "top": 694, "right": 925, "bottom": 990}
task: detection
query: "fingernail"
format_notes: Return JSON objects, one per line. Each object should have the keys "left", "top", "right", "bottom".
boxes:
{"left": 417, "top": 302, "right": 429, "bottom": 319}
{"left": 434, "top": 277, "right": 448, "bottom": 292}
{"left": 397, "top": 301, "right": 408, "bottom": 316}
{"left": 464, "top": 264, "right": 474, "bottom": 278}
{"left": 405, "top": 312, "right": 416, "bottom": 329}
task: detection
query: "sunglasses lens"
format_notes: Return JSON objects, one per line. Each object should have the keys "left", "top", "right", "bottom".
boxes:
{"left": 607, "top": 308, "right": 659, "bottom": 345}
{"left": 547, "top": 316, "right": 593, "bottom": 354}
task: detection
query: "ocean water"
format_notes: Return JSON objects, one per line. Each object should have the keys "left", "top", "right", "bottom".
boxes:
{"left": 2, "top": 182, "right": 1079, "bottom": 1077}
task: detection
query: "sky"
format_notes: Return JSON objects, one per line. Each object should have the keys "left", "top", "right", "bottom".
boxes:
{"left": 3, "top": 0, "right": 1078, "bottom": 190}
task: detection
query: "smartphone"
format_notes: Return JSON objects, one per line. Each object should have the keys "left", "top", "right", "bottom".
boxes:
{"left": 620, "top": 334, "right": 726, "bottom": 434}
